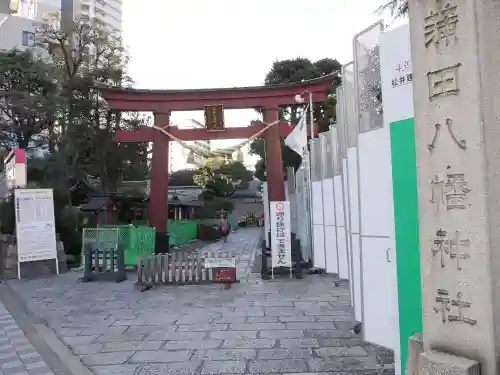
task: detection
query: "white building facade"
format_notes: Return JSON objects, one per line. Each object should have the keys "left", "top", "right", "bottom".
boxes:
{"left": 169, "top": 120, "right": 211, "bottom": 173}
{"left": 36, "top": 0, "right": 122, "bottom": 34}
{"left": 0, "top": 0, "right": 59, "bottom": 51}
{"left": 79, "top": 0, "right": 121, "bottom": 34}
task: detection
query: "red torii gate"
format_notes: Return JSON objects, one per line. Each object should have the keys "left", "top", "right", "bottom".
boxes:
{"left": 99, "top": 75, "right": 334, "bottom": 252}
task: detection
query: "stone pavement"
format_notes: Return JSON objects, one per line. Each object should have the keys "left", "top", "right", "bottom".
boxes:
{"left": 195, "top": 228, "right": 260, "bottom": 280}
{"left": 6, "top": 228, "right": 394, "bottom": 375}
{"left": 0, "top": 300, "right": 54, "bottom": 375}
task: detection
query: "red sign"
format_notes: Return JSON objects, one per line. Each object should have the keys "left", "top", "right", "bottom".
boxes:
{"left": 212, "top": 267, "right": 236, "bottom": 283}
{"left": 275, "top": 202, "right": 284, "bottom": 210}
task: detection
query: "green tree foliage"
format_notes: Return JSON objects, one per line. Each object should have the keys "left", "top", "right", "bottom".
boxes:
{"left": 169, "top": 169, "right": 197, "bottom": 186}
{"left": 194, "top": 160, "right": 254, "bottom": 198}
{"left": 0, "top": 49, "right": 59, "bottom": 149}
{"left": 250, "top": 138, "right": 302, "bottom": 182}
{"left": 250, "top": 57, "right": 341, "bottom": 180}
{"left": 169, "top": 161, "right": 254, "bottom": 198}
{"left": 263, "top": 58, "right": 341, "bottom": 132}
{"left": 217, "top": 161, "right": 254, "bottom": 183}
{"left": 9, "top": 16, "right": 149, "bottom": 191}
{"left": 0, "top": 18, "right": 150, "bottom": 259}
{"left": 38, "top": 19, "right": 143, "bottom": 189}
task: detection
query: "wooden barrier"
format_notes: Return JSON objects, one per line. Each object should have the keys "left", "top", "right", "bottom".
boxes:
{"left": 137, "top": 250, "right": 238, "bottom": 287}
{"left": 83, "top": 244, "right": 126, "bottom": 283}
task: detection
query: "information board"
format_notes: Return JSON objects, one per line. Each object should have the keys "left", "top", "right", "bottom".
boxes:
{"left": 270, "top": 201, "right": 292, "bottom": 268}
{"left": 14, "top": 189, "right": 58, "bottom": 265}
{"left": 204, "top": 258, "right": 236, "bottom": 269}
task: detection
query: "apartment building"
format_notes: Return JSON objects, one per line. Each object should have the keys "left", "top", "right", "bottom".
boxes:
{"left": 80, "top": 0, "right": 121, "bottom": 34}
{"left": 37, "top": 0, "right": 122, "bottom": 34}
{"left": 0, "top": 0, "right": 59, "bottom": 51}
{"left": 169, "top": 120, "right": 211, "bottom": 173}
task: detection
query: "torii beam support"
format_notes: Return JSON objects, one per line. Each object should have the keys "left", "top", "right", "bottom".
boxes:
{"left": 115, "top": 121, "right": 320, "bottom": 143}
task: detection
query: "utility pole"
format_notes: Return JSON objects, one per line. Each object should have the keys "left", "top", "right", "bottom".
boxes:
{"left": 60, "top": 0, "right": 79, "bottom": 34}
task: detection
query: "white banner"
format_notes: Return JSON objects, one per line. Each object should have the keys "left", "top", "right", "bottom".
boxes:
{"left": 270, "top": 201, "right": 292, "bottom": 268}
{"left": 379, "top": 23, "right": 414, "bottom": 124}
{"left": 14, "top": 189, "right": 57, "bottom": 263}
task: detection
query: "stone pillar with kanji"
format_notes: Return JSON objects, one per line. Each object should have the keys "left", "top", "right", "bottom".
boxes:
{"left": 408, "top": 1, "right": 500, "bottom": 374}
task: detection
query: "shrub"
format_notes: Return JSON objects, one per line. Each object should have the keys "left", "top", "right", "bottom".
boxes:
{"left": 196, "top": 198, "right": 234, "bottom": 219}
{"left": 197, "top": 224, "right": 222, "bottom": 241}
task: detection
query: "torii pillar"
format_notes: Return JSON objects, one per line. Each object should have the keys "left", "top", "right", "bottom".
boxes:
{"left": 263, "top": 107, "right": 285, "bottom": 202}
{"left": 150, "top": 113, "right": 170, "bottom": 250}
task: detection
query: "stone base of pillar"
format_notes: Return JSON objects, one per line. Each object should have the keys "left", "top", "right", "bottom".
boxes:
{"left": 291, "top": 233, "right": 303, "bottom": 279}
{"left": 261, "top": 231, "right": 302, "bottom": 279}
{"left": 0, "top": 234, "right": 68, "bottom": 280}
{"left": 420, "top": 350, "right": 480, "bottom": 375}
{"left": 261, "top": 232, "right": 271, "bottom": 280}
{"left": 155, "top": 232, "right": 170, "bottom": 255}
{"left": 405, "top": 333, "right": 423, "bottom": 375}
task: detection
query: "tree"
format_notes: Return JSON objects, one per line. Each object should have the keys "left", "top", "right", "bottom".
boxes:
{"left": 194, "top": 160, "right": 254, "bottom": 198}
{"left": 33, "top": 18, "right": 149, "bottom": 190}
{"left": 169, "top": 169, "right": 197, "bottom": 186}
{"left": 250, "top": 138, "right": 302, "bottom": 181}
{"left": 250, "top": 57, "right": 341, "bottom": 180}
{"left": 377, "top": 0, "right": 408, "bottom": 18}
{"left": 217, "top": 161, "right": 254, "bottom": 183}
{"left": 81, "top": 112, "right": 150, "bottom": 186}
{"left": 263, "top": 58, "right": 341, "bottom": 131}
{"left": 0, "top": 49, "right": 59, "bottom": 150}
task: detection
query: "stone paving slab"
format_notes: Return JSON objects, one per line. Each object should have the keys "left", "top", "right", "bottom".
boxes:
{"left": 8, "top": 228, "right": 394, "bottom": 375}
{"left": 0, "top": 300, "right": 54, "bottom": 375}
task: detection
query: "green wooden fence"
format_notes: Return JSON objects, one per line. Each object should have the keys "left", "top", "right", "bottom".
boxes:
{"left": 82, "top": 225, "right": 155, "bottom": 266}
{"left": 168, "top": 220, "right": 199, "bottom": 246}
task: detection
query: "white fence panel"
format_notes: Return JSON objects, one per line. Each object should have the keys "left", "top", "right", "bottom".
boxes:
{"left": 344, "top": 60, "right": 364, "bottom": 322}
{"left": 263, "top": 182, "right": 270, "bottom": 247}
{"left": 311, "top": 139, "right": 326, "bottom": 269}
{"left": 294, "top": 167, "right": 312, "bottom": 263}
{"left": 320, "top": 130, "right": 338, "bottom": 274}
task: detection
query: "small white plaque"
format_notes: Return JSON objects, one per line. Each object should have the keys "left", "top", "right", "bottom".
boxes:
{"left": 204, "top": 258, "right": 236, "bottom": 268}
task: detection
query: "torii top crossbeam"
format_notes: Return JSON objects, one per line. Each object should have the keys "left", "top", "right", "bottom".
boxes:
{"left": 99, "top": 74, "right": 334, "bottom": 112}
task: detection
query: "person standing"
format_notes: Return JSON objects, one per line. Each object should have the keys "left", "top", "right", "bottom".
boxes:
{"left": 220, "top": 214, "right": 230, "bottom": 243}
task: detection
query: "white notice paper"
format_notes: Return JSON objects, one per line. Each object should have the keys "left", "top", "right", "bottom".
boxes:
{"left": 14, "top": 189, "right": 57, "bottom": 263}
{"left": 204, "top": 258, "right": 236, "bottom": 269}
{"left": 270, "top": 201, "right": 292, "bottom": 268}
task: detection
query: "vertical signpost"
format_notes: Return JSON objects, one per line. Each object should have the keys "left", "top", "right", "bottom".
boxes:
{"left": 270, "top": 201, "right": 292, "bottom": 278}
{"left": 14, "top": 189, "right": 59, "bottom": 279}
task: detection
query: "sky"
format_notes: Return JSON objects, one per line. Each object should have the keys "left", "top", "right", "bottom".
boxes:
{"left": 121, "top": 0, "right": 393, "bottom": 162}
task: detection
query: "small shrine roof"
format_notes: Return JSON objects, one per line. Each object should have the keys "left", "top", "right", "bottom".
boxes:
{"left": 80, "top": 195, "right": 114, "bottom": 212}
